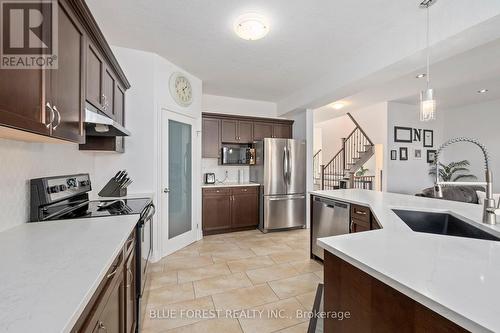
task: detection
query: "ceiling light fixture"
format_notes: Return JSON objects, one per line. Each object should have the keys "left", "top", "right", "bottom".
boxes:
{"left": 419, "top": 0, "right": 438, "bottom": 122}
{"left": 477, "top": 89, "right": 489, "bottom": 94}
{"left": 416, "top": 73, "right": 426, "bottom": 79}
{"left": 234, "top": 13, "right": 269, "bottom": 41}
{"left": 330, "top": 102, "right": 346, "bottom": 110}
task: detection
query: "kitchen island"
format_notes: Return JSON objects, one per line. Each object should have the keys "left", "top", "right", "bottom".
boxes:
{"left": 0, "top": 215, "right": 140, "bottom": 333}
{"left": 311, "top": 189, "right": 500, "bottom": 333}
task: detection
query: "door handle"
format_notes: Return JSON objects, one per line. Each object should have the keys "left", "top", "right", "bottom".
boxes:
{"left": 163, "top": 188, "right": 170, "bottom": 193}
{"left": 52, "top": 106, "right": 61, "bottom": 130}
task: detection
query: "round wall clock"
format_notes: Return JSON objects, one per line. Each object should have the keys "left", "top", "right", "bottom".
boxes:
{"left": 169, "top": 72, "right": 193, "bottom": 107}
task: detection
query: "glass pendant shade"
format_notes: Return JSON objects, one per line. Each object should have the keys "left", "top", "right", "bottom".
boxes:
{"left": 420, "top": 88, "right": 436, "bottom": 121}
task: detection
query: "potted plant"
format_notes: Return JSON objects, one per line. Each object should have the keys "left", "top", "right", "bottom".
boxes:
{"left": 428, "top": 160, "right": 477, "bottom": 181}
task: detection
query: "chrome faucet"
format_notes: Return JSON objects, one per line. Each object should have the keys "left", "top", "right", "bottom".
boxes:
{"left": 434, "top": 137, "right": 499, "bottom": 225}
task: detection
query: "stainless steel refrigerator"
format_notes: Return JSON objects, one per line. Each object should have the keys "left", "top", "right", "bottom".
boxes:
{"left": 250, "top": 138, "right": 306, "bottom": 232}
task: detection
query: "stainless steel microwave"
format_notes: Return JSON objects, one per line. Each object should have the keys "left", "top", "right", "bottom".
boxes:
{"left": 221, "top": 147, "right": 255, "bottom": 165}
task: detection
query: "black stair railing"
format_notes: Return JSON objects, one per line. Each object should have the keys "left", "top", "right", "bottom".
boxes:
{"left": 321, "top": 113, "right": 374, "bottom": 190}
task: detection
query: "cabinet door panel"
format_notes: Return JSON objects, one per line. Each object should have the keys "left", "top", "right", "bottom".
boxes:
{"left": 125, "top": 250, "right": 136, "bottom": 333}
{"left": 98, "top": 275, "right": 124, "bottom": 333}
{"left": 351, "top": 218, "right": 370, "bottom": 233}
{"left": 115, "top": 84, "right": 125, "bottom": 125}
{"left": 86, "top": 44, "right": 103, "bottom": 110}
{"left": 202, "top": 195, "right": 231, "bottom": 233}
{"left": 238, "top": 121, "right": 253, "bottom": 143}
{"left": 0, "top": 70, "right": 50, "bottom": 135}
{"left": 221, "top": 120, "right": 238, "bottom": 143}
{"left": 102, "top": 67, "right": 115, "bottom": 119}
{"left": 49, "top": 1, "right": 84, "bottom": 143}
{"left": 202, "top": 118, "right": 220, "bottom": 158}
{"left": 231, "top": 192, "right": 259, "bottom": 228}
{"left": 273, "top": 124, "right": 292, "bottom": 139}
{"left": 253, "top": 122, "right": 273, "bottom": 140}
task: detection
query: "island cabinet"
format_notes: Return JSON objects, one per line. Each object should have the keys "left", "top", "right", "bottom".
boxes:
{"left": 202, "top": 186, "right": 259, "bottom": 235}
{"left": 0, "top": 0, "right": 130, "bottom": 150}
{"left": 71, "top": 230, "right": 137, "bottom": 333}
{"left": 323, "top": 252, "right": 469, "bottom": 333}
{"left": 350, "top": 204, "right": 380, "bottom": 233}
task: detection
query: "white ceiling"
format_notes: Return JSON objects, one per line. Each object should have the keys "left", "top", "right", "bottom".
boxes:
{"left": 314, "top": 38, "right": 500, "bottom": 123}
{"left": 86, "top": 0, "right": 443, "bottom": 102}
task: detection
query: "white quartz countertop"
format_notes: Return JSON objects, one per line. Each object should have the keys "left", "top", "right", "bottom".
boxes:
{"left": 202, "top": 182, "right": 260, "bottom": 188}
{"left": 311, "top": 189, "right": 500, "bottom": 333}
{"left": 0, "top": 215, "right": 140, "bottom": 333}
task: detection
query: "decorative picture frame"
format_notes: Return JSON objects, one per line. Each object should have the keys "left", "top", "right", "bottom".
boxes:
{"left": 394, "top": 126, "right": 413, "bottom": 143}
{"left": 427, "top": 150, "right": 437, "bottom": 163}
{"left": 390, "top": 150, "right": 397, "bottom": 160}
{"left": 414, "top": 148, "right": 422, "bottom": 160}
{"left": 423, "top": 130, "right": 434, "bottom": 147}
{"left": 399, "top": 147, "right": 408, "bottom": 161}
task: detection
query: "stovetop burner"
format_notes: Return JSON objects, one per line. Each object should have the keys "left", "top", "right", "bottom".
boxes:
{"left": 43, "top": 198, "right": 152, "bottom": 221}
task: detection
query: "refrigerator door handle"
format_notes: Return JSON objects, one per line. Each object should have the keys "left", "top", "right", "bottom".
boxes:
{"left": 283, "top": 146, "right": 288, "bottom": 187}
{"left": 286, "top": 144, "right": 291, "bottom": 185}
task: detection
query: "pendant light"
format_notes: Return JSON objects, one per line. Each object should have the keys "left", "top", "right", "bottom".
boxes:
{"left": 419, "top": 0, "right": 437, "bottom": 122}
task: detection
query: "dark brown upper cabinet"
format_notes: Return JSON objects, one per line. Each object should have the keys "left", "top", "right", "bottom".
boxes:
{"left": 0, "top": 0, "right": 130, "bottom": 146}
{"left": 273, "top": 123, "right": 292, "bottom": 139}
{"left": 221, "top": 119, "right": 255, "bottom": 143}
{"left": 85, "top": 43, "right": 104, "bottom": 111}
{"left": 0, "top": 0, "right": 85, "bottom": 144}
{"left": 238, "top": 120, "right": 254, "bottom": 143}
{"left": 202, "top": 118, "right": 220, "bottom": 158}
{"left": 102, "top": 66, "right": 116, "bottom": 119}
{"left": 202, "top": 113, "right": 293, "bottom": 163}
{"left": 48, "top": 0, "right": 85, "bottom": 143}
{"left": 221, "top": 119, "right": 238, "bottom": 143}
{"left": 253, "top": 122, "right": 274, "bottom": 140}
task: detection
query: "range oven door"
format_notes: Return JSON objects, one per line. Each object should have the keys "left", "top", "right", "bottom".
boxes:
{"left": 137, "top": 203, "right": 155, "bottom": 330}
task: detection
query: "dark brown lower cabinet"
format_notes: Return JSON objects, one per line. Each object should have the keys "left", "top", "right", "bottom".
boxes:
{"left": 202, "top": 186, "right": 259, "bottom": 235}
{"left": 324, "top": 252, "right": 469, "bottom": 333}
{"left": 72, "top": 230, "right": 137, "bottom": 333}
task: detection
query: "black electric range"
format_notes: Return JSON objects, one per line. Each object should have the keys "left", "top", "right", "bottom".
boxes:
{"left": 29, "top": 173, "right": 155, "bottom": 333}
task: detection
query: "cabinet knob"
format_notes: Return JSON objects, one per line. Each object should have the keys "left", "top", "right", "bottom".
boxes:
{"left": 97, "top": 321, "right": 107, "bottom": 332}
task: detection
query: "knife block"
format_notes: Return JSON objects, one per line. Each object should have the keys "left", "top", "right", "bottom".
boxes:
{"left": 98, "top": 178, "right": 128, "bottom": 197}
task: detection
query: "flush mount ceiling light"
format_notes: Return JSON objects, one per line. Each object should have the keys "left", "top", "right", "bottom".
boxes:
{"left": 234, "top": 13, "right": 270, "bottom": 40}
{"left": 477, "top": 89, "right": 489, "bottom": 94}
{"left": 419, "top": 0, "right": 438, "bottom": 122}
{"left": 416, "top": 73, "right": 426, "bottom": 79}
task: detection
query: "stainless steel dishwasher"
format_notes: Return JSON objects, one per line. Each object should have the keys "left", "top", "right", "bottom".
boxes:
{"left": 311, "top": 196, "right": 350, "bottom": 260}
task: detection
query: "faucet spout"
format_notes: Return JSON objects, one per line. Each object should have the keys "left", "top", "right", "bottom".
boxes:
{"left": 434, "top": 137, "right": 497, "bottom": 225}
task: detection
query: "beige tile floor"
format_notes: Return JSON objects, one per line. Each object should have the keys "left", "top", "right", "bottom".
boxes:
{"left": 142, "top": 228, "right": 323, "bottom": 333}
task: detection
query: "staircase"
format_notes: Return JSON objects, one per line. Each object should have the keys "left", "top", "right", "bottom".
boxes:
{"left": 313, "top": 149, "right": 322, "bottom": 190}
{"left": 320, "top": 113, "right": 375, "bottom": 190}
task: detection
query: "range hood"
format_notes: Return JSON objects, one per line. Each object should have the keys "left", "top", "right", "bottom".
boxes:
{"left": 84, "top": 103, "right": 131, "bottom": 137}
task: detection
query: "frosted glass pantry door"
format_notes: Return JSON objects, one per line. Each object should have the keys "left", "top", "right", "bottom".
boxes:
{"left": 161, "top": 111, "right": 197, "bottom": 255}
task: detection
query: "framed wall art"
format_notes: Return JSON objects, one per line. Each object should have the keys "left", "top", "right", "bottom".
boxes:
{"left": 423, "top": 130, "right": 434, "bottom": 147}
{"left": 394, "top": 126, "right": 413, "bottom": 143}
{"left": 399, "top": 147, "right": 408, "bottom": 161}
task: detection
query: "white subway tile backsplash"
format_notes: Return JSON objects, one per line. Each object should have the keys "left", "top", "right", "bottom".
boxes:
{"left": 201, "top": 158, "right": 250, "bottom": 183}
{"left": 0, "top": 138, "right": 95, "bottom": 232}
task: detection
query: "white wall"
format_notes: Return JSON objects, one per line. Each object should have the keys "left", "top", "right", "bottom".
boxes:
{"left": 202, "top": 94, "right": 278, "bottom": 118}
{"left": 0, "top": 140, "right": 95, "bottom": 232}
{"left": 442, "top": 99, "right": 500, "bottom": 192}
{"left": 386, "top": 102, "right": 444, "bottom": 195}
{"left": 93, "top": 46, "right": 203, "bottom": 261}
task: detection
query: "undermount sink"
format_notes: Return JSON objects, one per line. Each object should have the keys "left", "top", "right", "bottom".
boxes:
{"left": 392, "top": 209, "right": 500, "bottom": 242}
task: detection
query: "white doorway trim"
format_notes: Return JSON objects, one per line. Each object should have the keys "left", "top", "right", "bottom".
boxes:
{"left": 157, "top": 109, "right": 202, "bottom": 258}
